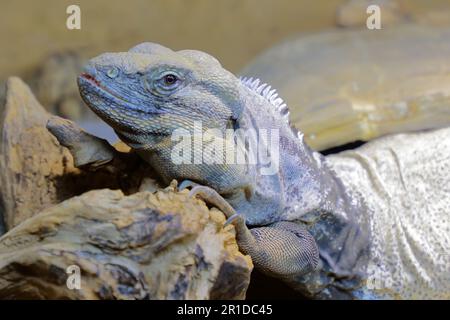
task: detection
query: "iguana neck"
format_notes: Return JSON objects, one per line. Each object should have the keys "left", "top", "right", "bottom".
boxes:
{"left": 233, "top": 86, "right": 364, "bottom": 224}
{"left": 236, "top": 86, "right": 370, "bottom": 287}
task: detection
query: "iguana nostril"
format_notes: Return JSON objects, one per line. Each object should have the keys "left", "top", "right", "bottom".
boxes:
{"left": 106, "top": 67, "right": 119, "bottom": 78}
{"left": 81, "top": 64, "right": 97, "bottom": 78}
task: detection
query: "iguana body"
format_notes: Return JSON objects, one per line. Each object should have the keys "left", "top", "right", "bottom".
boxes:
{"left": 328, "top": 127, "right": 450, "bottom": 299}
{"left": 77, "top": 43, "right": 450, "bottom": 299}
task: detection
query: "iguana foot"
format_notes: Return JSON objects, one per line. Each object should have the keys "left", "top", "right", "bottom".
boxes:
{"left": 248, "top": 222, "right": 320, "bottom": 278}
{"left": 188, "top": 185, "right": 246, "bottom": 226}
{"left": 188, "top": 185, "right": 320, "bottom": 279}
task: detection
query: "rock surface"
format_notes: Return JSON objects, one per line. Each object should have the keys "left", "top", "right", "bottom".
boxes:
{"left": 241, "top": 25, "right": 450, "bottom": 150}
{"left": 0, "top": 187, "right": 252, "bottom": 299}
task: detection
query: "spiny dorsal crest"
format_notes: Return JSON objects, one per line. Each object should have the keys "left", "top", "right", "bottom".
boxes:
{"left": 240, "top": 76, "right": 304, "bottom": 142}
{"left": 240, "top": 77, "right": 290, "bottom": 122}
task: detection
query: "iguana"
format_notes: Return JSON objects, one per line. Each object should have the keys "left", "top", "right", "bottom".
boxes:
{"left": 76, "top": 42, "right": 450, "bottom": 299}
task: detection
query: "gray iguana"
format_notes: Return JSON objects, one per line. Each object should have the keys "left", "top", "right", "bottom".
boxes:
{"left": 76, "top": 42, "right": 450, "bottom": 299}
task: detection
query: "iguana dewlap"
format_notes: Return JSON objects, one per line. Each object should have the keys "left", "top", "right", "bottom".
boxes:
{"left": 77, "top": 42, "right": 450, "bottom": 299}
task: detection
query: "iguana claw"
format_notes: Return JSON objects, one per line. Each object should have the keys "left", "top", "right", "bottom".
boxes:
{"left": 188, "top": 185, "right": 240, "bottom": 221}
{"left": 224, "top": 213, "right": 242, "bottom": 227}
{"left": 178, "top": 179, "right": 200, "bottom": 192}
{"left": 188, "top": 185, "right": 247, "bottom": 229}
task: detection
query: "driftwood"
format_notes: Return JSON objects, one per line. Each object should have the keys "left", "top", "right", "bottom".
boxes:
{"left": 0, "top": 77, "right": 253, "bottom": 299}
{"left": 0, "top": 187, "right": 252, "bottom": 299}
{"left": 0, "top": 77, "right": 158, "bottom": 231}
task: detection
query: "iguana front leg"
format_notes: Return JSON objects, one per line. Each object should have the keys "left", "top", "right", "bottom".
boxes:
{"left": 185, "top": 184, "right": 320, "bottom": 279}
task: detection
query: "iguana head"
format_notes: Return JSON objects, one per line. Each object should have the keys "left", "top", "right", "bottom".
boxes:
{"left": 78, "top": 43, "right": 243, "bottom": 142}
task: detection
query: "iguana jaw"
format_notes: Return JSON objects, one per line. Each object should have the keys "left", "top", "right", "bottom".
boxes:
{"left": 78, "top": 72, "right": 165, "bottom": 134}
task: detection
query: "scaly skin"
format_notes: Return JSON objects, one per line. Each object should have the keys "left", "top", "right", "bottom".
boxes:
{"left": 77, "top": 42, "right": 384, "bottom": 299}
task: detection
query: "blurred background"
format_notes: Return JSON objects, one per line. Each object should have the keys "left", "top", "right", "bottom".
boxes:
{"left": 2, "top": 0, "right": 450, "bottom": 146}
{"left": 1, "top": 0, "right": 449, "bottom": 76}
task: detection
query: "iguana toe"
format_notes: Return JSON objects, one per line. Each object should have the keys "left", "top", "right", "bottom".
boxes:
{"left": 224, "top": 213, "right": 245, "bottom": 227}
{"left": 188, "top": 185, "right": 247, "bottom": 227}
{"left": 177, "top": 179, "right": 199, "bottom": 192}
{"left": 188, "top": 186, "right": 237, "bottom": 219}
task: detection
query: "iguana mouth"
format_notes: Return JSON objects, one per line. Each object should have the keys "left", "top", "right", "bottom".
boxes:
{"left": 80, "top": 73, "right": 101, "bottom": 86}
{"left": 79, "top": 72, "right": 130, "bottom": 104}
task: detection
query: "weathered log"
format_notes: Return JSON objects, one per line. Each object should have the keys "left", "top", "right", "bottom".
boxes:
{"left": 0, "top": 186, "right": 252, "bottom": 299}
{"left": 0, "top": 77, "right": 74, "bottom": 231}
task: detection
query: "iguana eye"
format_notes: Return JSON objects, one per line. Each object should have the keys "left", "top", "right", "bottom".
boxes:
{"left": 143, "top": 70, "right": 185, "bottom": 96}
{"left": 163, "top": 74, "right": 178, "bottom": 86}
{"left": 151, "top": 72, "right": 183, "bottom": 95}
